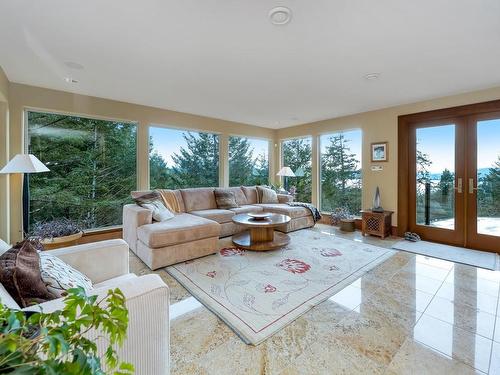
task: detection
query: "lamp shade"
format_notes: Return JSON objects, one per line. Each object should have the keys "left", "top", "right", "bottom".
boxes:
{"left": 276, "top": 167, "right": 295, "bottom": 177}
{"left": 0, "top": 154, "right": 50, "bottom": 174}
{"left": 294, "top": 167, "right": 305, "bottom": 177}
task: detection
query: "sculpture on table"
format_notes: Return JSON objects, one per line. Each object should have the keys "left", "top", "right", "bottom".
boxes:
{"left": 372, "top": 186, "right": 384, "bottom": 213}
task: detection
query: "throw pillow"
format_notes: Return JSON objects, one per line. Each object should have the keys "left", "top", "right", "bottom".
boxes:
{"left": 134, "top": 191, "right": 174, "bottom": 222}
{"left": 257, "top": 186, "right": 279, "bottom": 204}
{"left": 142, "top": 201, "right": 175, "bottom": 222}
{"left": 39, "top": 252, "right": 93, "bottom": 298}
{"left": 0, "top": 239, "right": 56, "bottom": 307}
{"left": 215, "top": 189, "right": 239, "bottom": 209}
{"left": 133, "top": 190, "right": 162, "bottom": 205}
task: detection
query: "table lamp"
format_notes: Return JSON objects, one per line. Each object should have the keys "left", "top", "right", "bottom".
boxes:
{"left": 0, "top": 154, "right": 50, "bottom": 235}
{"left": 276, "top": 166, "right": 295, "bottom": 192}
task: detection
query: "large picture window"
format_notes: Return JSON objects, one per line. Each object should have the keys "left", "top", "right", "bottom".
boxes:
{"left": 281, "top": 137, "right": 312, "bottom": 203}
{"left": 27, "top": 111, "right": 137, "bottom": 231}
{"left": 229, "top": 136, "right": 269, "bottom": 186}
{"left": 149, "top": 127, "right": 220, "bottom": 189}
{"left": 320, "top": 129, "right": 362, "bottom": 214}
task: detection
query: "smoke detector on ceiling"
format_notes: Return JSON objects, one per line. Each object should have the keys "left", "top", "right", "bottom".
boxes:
{"left": 269, "top": 7, "right": 292, "bottom": 25}
{"left": 364, "top": 73, "right": 380, "bottom": 80}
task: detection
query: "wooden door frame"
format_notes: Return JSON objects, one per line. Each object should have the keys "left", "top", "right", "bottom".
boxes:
{"left": 466, "top": 110, "right": 500, "bottom": 251}
{"left": 398, "top": 99, "right": 500, "bottom": 245}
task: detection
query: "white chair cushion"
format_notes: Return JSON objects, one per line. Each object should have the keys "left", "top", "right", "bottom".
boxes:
{"left": 39, "top": 252, "right": 93, "bottom": 298}
{"left": 93, "top": 274, "right": 138, "bottom": 289}
{"left": 0, "top": 239, "right": 10, "bottom": 256}
{"left": 0, "top": 283, "right": 20, "bottom": 309}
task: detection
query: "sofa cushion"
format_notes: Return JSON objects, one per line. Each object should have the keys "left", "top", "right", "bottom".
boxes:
{"left": 257, "top": 186, "right": 279, "bottom": 204}
{"left": 158, "top": 189, "right": 185, "bottom": 213}
{"left": 214, "top": 189, "right": 239, "bottom": 209}
{"left": 229, "top": 205, "right": 264, "bottom": 214}
{"left": 256, "top": 204, "right": 311, "bottom": 219}
{"left": 190, "top": 209, "right": 235, "bottom": 224}
{"left": 241, "top": 186, "right": 258, "bottom": 204}
{"left": 138, "top": 213, "right": 220, "bottom": 248}
{"left": 181, "top": 188, "right": 217, "bottom": 212}
{"left": 225, "top": 187, "right": 248, "bottom": 205}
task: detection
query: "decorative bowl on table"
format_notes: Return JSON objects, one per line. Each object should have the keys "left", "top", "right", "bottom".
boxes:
{"left": 248, "top": 212, "right": 272, "bottom": 220}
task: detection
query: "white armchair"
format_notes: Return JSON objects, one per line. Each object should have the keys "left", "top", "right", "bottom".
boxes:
{"left": 0, "top": 239, "right": 170, "bottom": 375}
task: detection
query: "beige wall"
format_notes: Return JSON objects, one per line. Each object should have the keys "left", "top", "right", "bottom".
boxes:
{"left": 0, "top": 67, "right": 9, "bottom": 242}
{"left": 5, "top": 83, "right": 275, "bottom": 242}
{"left": 276, "top": 86, "right": 500, "bottom": 225}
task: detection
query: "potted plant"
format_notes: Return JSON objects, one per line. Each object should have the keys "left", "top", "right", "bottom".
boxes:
{"left": 0, "top": 287, "right": 133, "bottom": 374}
{"left": 30, "top": 218, "right": 84, "bottom": 250}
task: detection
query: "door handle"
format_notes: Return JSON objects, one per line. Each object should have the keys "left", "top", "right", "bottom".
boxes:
{"left": 454, "top": 178, "right": 462, "bottom": 193}
{"left": 469, "top": 178, "right": 478, "bottom": 194}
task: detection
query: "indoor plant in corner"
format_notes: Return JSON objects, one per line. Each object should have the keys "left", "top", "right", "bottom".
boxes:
{"left": 30, "top": 218, "right": 84, "bottom": 250}
{"left": 0, "top": 287, "right": 133, "bottom": 374}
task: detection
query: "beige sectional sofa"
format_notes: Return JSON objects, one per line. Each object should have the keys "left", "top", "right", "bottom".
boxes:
{"left": 123, "top": 186, "right": 315, "bottom": 269}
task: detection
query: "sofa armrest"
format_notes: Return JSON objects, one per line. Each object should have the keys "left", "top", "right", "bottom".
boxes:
{"left": 277, "top": 194, "right": 294, "bottom": 203}
{"left": 123, "top": 204, "right": 153, "bottom": 252}
{"left": 25, "top": 275, "right": 170, "bottom": 375}
{"left": 50, "top": 239, "right": 129, "bottom": 283}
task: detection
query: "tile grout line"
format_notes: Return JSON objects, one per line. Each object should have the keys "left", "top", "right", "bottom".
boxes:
{"left": 405, "top": 264, "right": 492, "bottom": 373}
{"left": 487, "top": 280, "right": 500, "bottom": 374}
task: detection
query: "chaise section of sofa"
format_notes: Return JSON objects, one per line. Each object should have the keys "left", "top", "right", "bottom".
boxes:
{"left": 123, "top": 205, "right": 221, "bottom": 270}
{"left": 123, "top": 186, "right": 315, "bottom": 270}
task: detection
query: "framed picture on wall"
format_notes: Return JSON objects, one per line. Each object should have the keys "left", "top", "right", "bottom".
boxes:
{"left": 371, "top": 142, "right": 388, "bottom": 162}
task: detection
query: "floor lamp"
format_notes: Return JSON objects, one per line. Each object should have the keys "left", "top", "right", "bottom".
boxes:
{"left": 0, "top": 154, "right": 50, "bottom": 236}
{"left": 276, "top": 167, "right": 295, "bottom": 192}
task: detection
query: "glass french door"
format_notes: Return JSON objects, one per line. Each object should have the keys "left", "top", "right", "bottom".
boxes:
{"left": 466, "top": 113, "right": 500, "bottom": 251}
{"left": 409, "top": 114, "right": 500, "bottom": 252}
{"left": 409, "top": 118, "right": 466, "bottom": 246}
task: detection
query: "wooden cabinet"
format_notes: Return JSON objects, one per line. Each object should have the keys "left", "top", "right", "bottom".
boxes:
{"left": 360, "top": 210, "right": 393, "bottom": 239}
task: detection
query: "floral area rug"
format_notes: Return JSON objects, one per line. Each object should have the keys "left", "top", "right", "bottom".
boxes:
{"left": 166, "top": 229, "right": 395, "bottom": 345}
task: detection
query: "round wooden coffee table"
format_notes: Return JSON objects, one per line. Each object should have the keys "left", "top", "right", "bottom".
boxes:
{"left": 232, "top": 213, "right": 291, "bottom": 251}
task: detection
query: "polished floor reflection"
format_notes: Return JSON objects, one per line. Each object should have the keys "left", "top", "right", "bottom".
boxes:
{"left": 131, "top": 224, "right": 500, "bottom": 374}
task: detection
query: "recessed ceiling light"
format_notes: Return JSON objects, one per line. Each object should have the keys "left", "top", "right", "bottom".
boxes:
{"left": 269, "top": 7, "right": 292, "bottom": 25}
{"left": 64, "top": 77, "right": 79, "bottom": 84}
{"left": 64, "top": 61, "right": 84, "bottom": 70}
{"left": 364, "top": 73, "right": 380, "bottom": 80}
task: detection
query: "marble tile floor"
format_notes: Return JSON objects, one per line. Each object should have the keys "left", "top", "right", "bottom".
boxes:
{"left": 130, "top": 224, "right": 500, "bottom": 374}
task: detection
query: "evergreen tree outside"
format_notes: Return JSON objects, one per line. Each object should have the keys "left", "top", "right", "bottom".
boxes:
{"left": 27, "top": 111, "right": 137, "bottom": 231}
{"left": 253, "top": 152, "right": 270, "bottom": 185}
{"left": 320, "top": 131, "right": 362, "bottom": 215}
{"left": 150, "top": 132, "right": 270, "bottom": 189}
{"left": 169, "top": 132, "right": 219, "bottom": 188}
{"left": 228, "top": 136, "right": 269, "bottom": 186}
{"left": 282, "top": 138, "right": 312, "bottom": 203}
{"left": 478, "top": 156, "right": 500, "bottom": 217}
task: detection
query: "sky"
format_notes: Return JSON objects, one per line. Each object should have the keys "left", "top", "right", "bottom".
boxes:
{"left": 149, "top": 126, "right": 269, "bottom": 167}
{"left": 417, "top": 119, "right": 499, "bottom": 173}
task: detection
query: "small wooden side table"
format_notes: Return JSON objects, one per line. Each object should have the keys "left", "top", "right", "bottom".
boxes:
{"left": 360, "top": 210, "right": 393, "bottom": 239}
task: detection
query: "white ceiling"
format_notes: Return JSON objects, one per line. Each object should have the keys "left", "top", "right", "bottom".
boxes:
{"left": 1, "top": 0, "right": 500, "bottom": 129}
